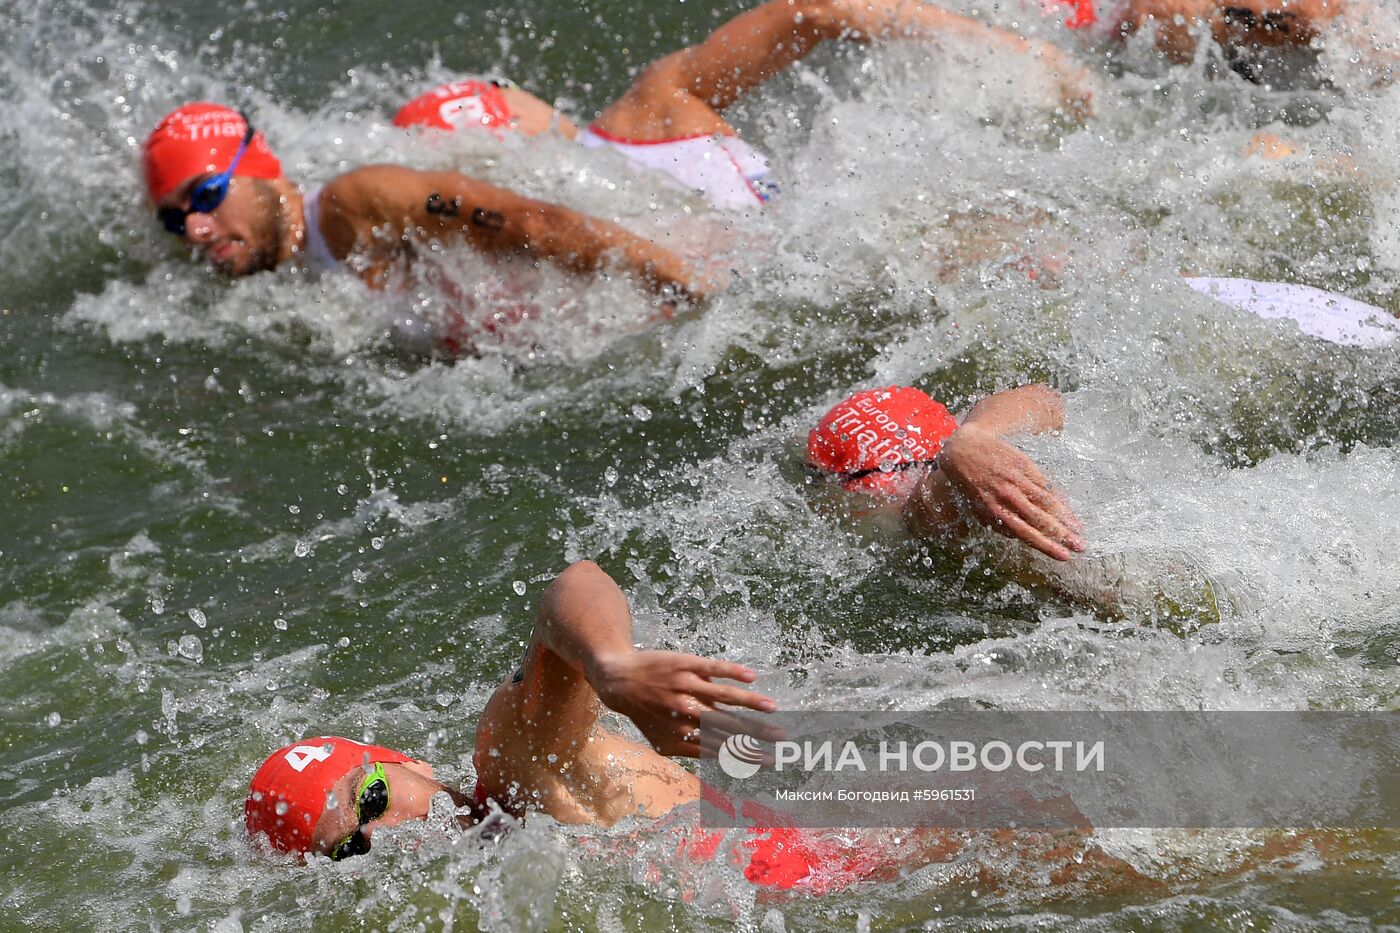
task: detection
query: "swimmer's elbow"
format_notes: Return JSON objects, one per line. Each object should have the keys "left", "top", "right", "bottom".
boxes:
{"left": 1024, "top": 383, "right": 1065, "bottom": 433}
{"left": 547, "top": 560, "right": 600, "bottom": 597}
{"left": 559, "top": 559, "right": 605, "bottom": 584}
{"left": 544, "top": 561, "right": 614, "bottom": 609}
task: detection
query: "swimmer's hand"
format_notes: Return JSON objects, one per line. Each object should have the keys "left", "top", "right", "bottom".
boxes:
{"left": 1244, "top": 132, "right": 1300, "bottom": 160}
{"left": 938, "top": 423, "right": 1086, "bottom": 562}
{"left": 1033, "top": 40, "right": 1096, "bottom": 121}
{"left": 590, "top": 651, "right": 781, "bottom": 758}
{"left": 661, "top": 262, "right": 732, "bottom": 307}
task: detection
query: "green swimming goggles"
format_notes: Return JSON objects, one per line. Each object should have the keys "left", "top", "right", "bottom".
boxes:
{"left": 329, "top": 761, "right": 390, "bottom": 861}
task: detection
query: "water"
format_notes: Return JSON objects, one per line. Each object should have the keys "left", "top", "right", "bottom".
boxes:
{"left": 3, "top": 0, "right": 1400, "bottom": 928}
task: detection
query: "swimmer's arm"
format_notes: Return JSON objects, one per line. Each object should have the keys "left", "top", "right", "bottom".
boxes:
{"left": 821, "top": 0, "right": 1095, "bottom": 115}
{"left": 1337, "top": 1, "right": 1400, "bottom": 85}
{"left": 663, "top": 0, "right": 1091, "bottom": 116}
{"left": 523, "top": 561, "right": 777, "bottom": 758}
{"left": 335, "top": 166, "right": 705, "bottom": 299}
{"left": 958, "top": 383, "right": 1066, "bottom": 437}
{"left": 904, "top": 385, "right": 1086, "bottom": 561}
{"left": 1119, "top": 0, "right": 1216, "bottom": 63}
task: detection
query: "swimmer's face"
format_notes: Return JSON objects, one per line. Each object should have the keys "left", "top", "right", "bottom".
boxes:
{"left": 1211, "top": 0, "right": 1340, "bottom": 51}
{"left": 156, "top": 174, "right": 282, "bottom": 276}
{"left": 309, "top": 759, "right": 460, "bottom": 858}
{"left": 813, "top": 461, "right": 930, "bottom": 500}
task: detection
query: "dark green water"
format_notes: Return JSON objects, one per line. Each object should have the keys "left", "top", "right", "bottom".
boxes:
{"left": 3, "top": 0, "right": 1400, "bottom": 929}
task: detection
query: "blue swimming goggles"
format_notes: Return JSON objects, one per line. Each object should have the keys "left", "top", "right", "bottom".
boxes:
{"left": 157, "top": 112, "right": 255, "bottom": 236}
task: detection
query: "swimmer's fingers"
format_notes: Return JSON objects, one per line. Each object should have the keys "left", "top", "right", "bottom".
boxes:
{"left": 686, "top": 656, "right": 760, "bottom": 685}
{"left": 672, "top": 692, "right": 784, "bottom": 743}
{"left": 999, "top": 453, "right": 1085, "bottom": 538}
{"left": 1015, "top": 476, "right": 1087, "bottom": 541}
{"left": 652, "top": 713, "right": 754, "bottom": 760}
{"left": 1002, "top": 487, "right": 1085, "bottom": 559}
{"left": 954, "top": 444, "right": 1079, "bottom": 553}
{"left": 985, "top": 495, "right": 1075, "bottom": 562}
{"left": 682, "top": 672, "right": 779, "bottom": 715}
{"left": 992, "top": 512, "right": 1070, "bottom": 562}
{"left": 694, "top": 705, "right": 786, "bottom": 745}
{"left": 1042, "top": 485, "right": 1085, "bottom": 535}
{"left": 1010, "top": 455, "right": 1059, "bottom": 505}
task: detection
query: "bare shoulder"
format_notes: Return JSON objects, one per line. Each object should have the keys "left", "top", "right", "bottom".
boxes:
{"left": 312, "top": 168, "right": 404, "bottom": 261}
{"left": 316, "top": 166, "right": 456, "bottom": 260}
{"left": 319, "top": 164, "right": 427, "bottom": 210}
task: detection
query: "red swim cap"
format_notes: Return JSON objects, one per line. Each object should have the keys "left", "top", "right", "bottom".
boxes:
{"left": 807, "top": 386, "right": 958, "bottom": 496}
{"left": 245, "top": 736, "right": 413, "bottom": 854}
{"left": 1050, "top": 0, "right": 1097, "bottom": 29}
{"left": 142, "top": 103, "right": 283, "bottom": 203}
{"left": 393, "top": 79, "right": 514, "bottom": 133}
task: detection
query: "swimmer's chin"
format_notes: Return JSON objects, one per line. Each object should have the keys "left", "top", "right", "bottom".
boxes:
{"left": 202, "top": 243, "right": 273, "bottom": 277}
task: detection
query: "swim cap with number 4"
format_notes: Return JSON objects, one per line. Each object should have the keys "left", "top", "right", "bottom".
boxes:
{"left": 245, "top": 736, "right": 412, "bottom": 854}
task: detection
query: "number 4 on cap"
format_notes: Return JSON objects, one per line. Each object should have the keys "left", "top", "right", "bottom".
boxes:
{"left": 284, "top": 744, "right": 332, "bottom": 772}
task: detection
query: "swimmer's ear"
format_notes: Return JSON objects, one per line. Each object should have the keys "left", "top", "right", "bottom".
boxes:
{"left": 402, "top": 759, "right": 435, "bottom": 780}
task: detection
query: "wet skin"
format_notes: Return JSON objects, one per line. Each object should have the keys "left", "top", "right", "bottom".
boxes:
{"left": 308, "top": 759, "right": 468, "bottom": 857}
{"left": 156, "top": 174, "right": 304, "bottom": 276}
{"left": 1123, "top": 0, "right": 1344, "bottom": 61}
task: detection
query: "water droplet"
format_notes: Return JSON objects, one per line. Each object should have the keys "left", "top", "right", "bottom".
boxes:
{"left": 371, "top": 536, "right": 385, "bottom": 550}
{"left": 337, "top": 636, "right": 351, "bottom": 648}
{"left": 273, "top": 618, "right": 288, "bottom": 631}
{"left": 337, "top": 484, "right": 349, "bottom": 495}
{"left": 604, "top": 466, "right": 619, "bottom": 487}
{"left": 436, "top": 692, "right": 453, "bottom": 708}
{"left": 275, "top": 801, "right": 289, "bottom": 816}
{"left": 177, "top": 635, "right": 203, "bottom": 662}
{"left": 512, "top": 580, "right": 527, "bottom": 596}
{"left": 631, "top": 404, "right": 652, "bottom": 422}
{"left": 293, "top": 540, "right": 311, "bottom": 558}
{"left": 288, "top": 504, "right": 301, "bottom": 515}
{"left": 45, "top": 711, "right": 61, "bottom": 728}
{"left": 150, "top": 597, "right": 165, "bottom": 615}
{"left": 135, "top": 729, "right": 148, "bottom": 746}
{"left": 352, "top": 568, "right": 368, "bottom": 583}
{"left": 187, "top": 608, "right": 207, "bottom": 628}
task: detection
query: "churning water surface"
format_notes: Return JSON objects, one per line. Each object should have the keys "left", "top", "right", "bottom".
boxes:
{"left": 3, "top": 0, "right": 1400, "bottom": 929}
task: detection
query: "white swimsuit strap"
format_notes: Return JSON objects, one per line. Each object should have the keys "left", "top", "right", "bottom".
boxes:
{"left": 299, "top": 187, "right": 341, "bottom": 272}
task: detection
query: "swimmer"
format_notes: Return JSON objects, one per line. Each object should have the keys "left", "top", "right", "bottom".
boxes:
{"left": 243, "top": 563, "right": 777, "bottom": 858}
{"left": 142, "top": 1, "right": 1093, "bottom": 290}
{"left": 806, "top": 383, "right": 1087, "bottom": 561}
{"left": 807, "top": 384, "right": 1241, "bottom": 630}
{"left": 1029, "top": 0, "right": 1395, "bottom": 84}
{"left": 142, "top": 104, "right": 702, "bottom": 298}
{"left": 245, "top": 560, "right": 1142, "bottom": 891}
{"left": 392, "top": 0, "right": 1093, "bottom": 210}
{"left": 245, "top": 561, "right": 1327, "bottom": 894}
